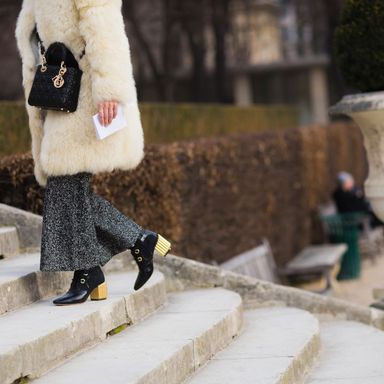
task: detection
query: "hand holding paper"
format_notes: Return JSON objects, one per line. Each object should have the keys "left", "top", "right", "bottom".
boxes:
{"left": 93, "top": 104, "right": 125, "bottom": 140}
{"left": 98, "top": 101, "right": 118, "bottom": 126}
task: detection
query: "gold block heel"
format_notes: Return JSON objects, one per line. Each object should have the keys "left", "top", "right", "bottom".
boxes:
{"left": 155, "top": 234, "right": 171, "bottom": 257}
{"left": 90, "top": 282, "right": 108, "bottom": 300}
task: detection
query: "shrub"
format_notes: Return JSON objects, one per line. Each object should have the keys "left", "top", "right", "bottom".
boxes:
{"left": 0, "top": 102, "right": 30, "bottom": 156}
{"left": 0, "top": 101, "right": 298, "bottom": 157}
{"left": 0, "top": 122, "right": 367, "bottom": 266}
{"left": 334, "top": 0, "right": 384, "bottom": 92}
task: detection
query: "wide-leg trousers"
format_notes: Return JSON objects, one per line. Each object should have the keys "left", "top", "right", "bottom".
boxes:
{"left": 40, "top": 171, "right": 143, "bottom": 271}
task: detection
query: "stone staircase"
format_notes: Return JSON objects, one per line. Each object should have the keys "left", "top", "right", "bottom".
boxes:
{"left": 0, "top": 226, "right": 20, "bottom": 258}
{"left": 1, "top": 203, "right": 384, "bottom": 384}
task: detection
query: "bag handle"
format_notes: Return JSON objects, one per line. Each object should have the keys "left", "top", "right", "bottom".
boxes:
{"left": 33, "top": 25, "right": 86, "bottom": 60}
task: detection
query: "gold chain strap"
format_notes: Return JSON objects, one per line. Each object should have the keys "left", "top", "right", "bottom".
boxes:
{"left": 40, "top": 54, "right": 47, "bottom": 73}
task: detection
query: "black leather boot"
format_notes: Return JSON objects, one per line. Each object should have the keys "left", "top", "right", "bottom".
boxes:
{"left": 53, "top": 265, "right": 107, "bottom": 305}
{"left": 130, "top": 229, "right": 171, "bottom": 291}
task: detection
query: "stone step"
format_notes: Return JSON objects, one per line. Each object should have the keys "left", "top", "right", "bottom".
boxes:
{"left": 0, "top": 252, "right": 73, "bottom": 315}
{"left": 34, "top": 288, "right": 243, "bottom": 384}
{"left": 306, "top": 320, "right": 384, "bottom": 383}
{"left": 373, "top": 287, "right": 384, "bottom": 300}
{"left": 0, "top": 271, "right": 166, "bottom": 384}
{"left": 0, "top": 203, "right": 42, "bottom": 252}
{"left": 0, "top": 251, "right": 140, "bottom": 315}
{"left": 0, "top": 226, "right": 20, "bottom": 258}
{"left": 188, "top": 307, "right": 320, "bottom": 384}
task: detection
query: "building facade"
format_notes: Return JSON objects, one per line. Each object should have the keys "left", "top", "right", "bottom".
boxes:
{"left": 3, "top": 0, "right": 339, "bottom": 124}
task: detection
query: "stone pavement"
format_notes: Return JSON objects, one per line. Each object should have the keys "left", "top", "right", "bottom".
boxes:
{"left": 333, "top": 254, "right": 384, "bottom": 307}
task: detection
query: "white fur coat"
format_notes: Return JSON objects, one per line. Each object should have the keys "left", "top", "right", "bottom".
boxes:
{"left": 15, "top": 0, "right": 144, "bottom": 187}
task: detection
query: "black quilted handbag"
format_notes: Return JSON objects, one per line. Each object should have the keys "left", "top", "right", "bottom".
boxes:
{"left": 28, "top": 28, "right": 85, "bottom": 113}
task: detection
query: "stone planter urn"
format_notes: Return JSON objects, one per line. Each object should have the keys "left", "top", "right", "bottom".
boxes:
{"left": 330, "top": 92, "right": 384, "bottom": 221}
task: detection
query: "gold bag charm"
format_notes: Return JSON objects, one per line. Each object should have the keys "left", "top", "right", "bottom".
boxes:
{"left": 52, "top": 61, "right": 67, "bottom": 89}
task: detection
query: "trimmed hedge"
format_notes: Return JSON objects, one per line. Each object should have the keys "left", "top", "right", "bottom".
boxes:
{"left": 140, "top": 103, "right": 299, "bottom": 143}
{"left": 0, "top": 101, "right": 298, "bottom": 156}
{"left": 0, "top": 101, "right": 30, "bottom": 156}
{"left": 0, "top": 121, "right": 367, "bottom": 266}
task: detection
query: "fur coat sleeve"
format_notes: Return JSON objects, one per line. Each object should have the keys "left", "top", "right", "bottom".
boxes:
{"left": 75, "top": 0, "right": 137, "bottom": 109}
{"left": 15, "top": 0, "right": 47, "bottom": 187}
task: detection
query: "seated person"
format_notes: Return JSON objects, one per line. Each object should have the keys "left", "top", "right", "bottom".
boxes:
{"left": 332, "top": 172, "right": 383, "bottom": 228}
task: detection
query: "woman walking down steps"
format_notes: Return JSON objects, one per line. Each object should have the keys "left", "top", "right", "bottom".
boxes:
{"left": 15, "top": 0, "right": 171, "bottom": 305}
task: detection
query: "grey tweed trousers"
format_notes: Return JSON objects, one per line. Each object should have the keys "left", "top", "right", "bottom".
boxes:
{"left": 40, "top": 171, "right": 143, "bottom": 271}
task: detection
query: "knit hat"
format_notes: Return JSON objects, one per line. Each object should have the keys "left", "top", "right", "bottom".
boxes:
{"left": 337, "top": 171, "right": 353, "bottom": 186}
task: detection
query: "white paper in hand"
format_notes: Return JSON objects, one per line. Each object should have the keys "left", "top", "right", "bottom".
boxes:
{"left": 93, "top": 105, "right": 125, "bottom": 140}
